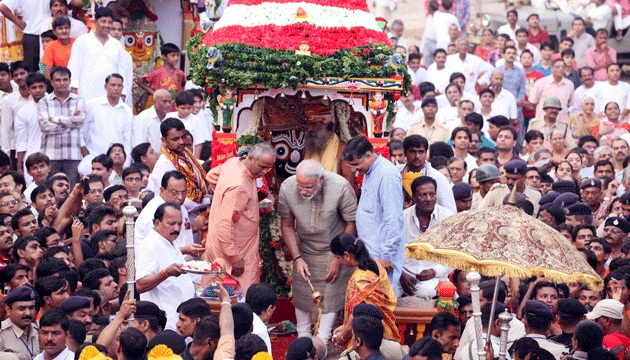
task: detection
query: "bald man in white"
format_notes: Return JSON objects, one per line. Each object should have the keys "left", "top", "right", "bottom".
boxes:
{"left": 132, "top": 89, "right": 174, "bottom": 151}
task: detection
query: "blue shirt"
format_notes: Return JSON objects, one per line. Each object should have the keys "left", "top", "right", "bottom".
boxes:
{"left": 532, "top": 62, "right": 552, "bottom": 77}
{"left": 356, "top": 155, "right": 404, "bottom": 295}
{"left": 497, "top": 65, "right": 527, "bottom": 100}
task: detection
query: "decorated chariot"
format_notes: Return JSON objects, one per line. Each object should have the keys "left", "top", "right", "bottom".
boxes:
{"left": 186, "top": 0, "right": 416, "bottom": 326}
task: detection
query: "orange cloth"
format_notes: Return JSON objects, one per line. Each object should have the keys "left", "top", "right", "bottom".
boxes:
{"left": 344, "top": 261, "right": 400, "bottom": 341}
{"left": 41, "top": 38, "right": 75, "bottom": 67}
{"left": 205, "top": 157, "right": 261, "bottom": 294}
{"left": 592, "top": 121, "right": 630, "bottom": 137}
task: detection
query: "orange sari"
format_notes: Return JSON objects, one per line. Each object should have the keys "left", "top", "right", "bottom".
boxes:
{"left": 344, "top": 261, "right": 399, "bottom": 341}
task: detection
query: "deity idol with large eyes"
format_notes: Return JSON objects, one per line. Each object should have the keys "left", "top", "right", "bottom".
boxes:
{"left": 271, "top": 130, "right": 305, "bottom": 181}
{"left": 123, "top": 17, "right": 159, "bottom": 114}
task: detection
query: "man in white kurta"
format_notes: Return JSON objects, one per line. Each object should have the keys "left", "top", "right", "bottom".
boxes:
{"left": 135, "top": 171, "right": 194, "bottom": 250}
{"left": 446, "top": 39, "right": 494, "bottom": 94}
{"left": 145, "top": 119, "right": 210, "bottom": 214}
{"left": 82, "top": 75, "right": 132, "bottom": 157}
{"left": 398, "top": 176, "right": 454, "bottom": 304}
{"left": 131, "top": 89, "right": 172, "bottom": 150}
{"left": 14, "top": 76, "right": 45, "bottom": 178}
{"left": 136, "top": 203, "right": 195, "bottom": 331}
{"left": 67, "top": 7, "right": 131, "bottom": 102}
{"left": 1, "top": 65, "right": 30, "bottom": 155}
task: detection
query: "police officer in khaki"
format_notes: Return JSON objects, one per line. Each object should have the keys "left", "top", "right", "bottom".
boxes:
{"left": 527, "top": 96, "right": 576, "bottom": 148}
{"left": 478, "top": 159, "right": 542, "bottom": 214}
{"left": 471, "top": 164, "right": 501, "bottom": 210}
{"left": 0, "top": 286, "right": 39, "bottom": 360}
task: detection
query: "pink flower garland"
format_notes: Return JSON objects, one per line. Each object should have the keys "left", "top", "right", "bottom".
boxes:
{"left": 227, "top": 0, "right": 369, "bottom": 11}
{"left": 202, "top": 23, "right": 389, "bottom": 56}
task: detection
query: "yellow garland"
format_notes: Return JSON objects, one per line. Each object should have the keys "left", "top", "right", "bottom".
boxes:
{"left": 148, "top": 345, "right": 182, "bottom": 360}
{"left": 405, "top": 243, "right": 603, "bottom": 291}
{"left": 79, "top": 345, "right": 112, "bottom": 360}
{"left": 252, "top": 352, "right": 273, "bottom": 360}
{"left": 160, "top": 145, "right": 208, "bottom": 203}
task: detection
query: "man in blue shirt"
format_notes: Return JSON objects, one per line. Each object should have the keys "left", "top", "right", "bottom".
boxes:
{"left": 342, "top": 137, "right": 404, "bottom": 294}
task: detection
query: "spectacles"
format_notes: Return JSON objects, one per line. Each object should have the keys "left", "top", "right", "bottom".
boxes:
{"left": 604, "top": 227, "right": 623, "bottom": 234}
{"left": 166, "top": 188, "right": 188, "bottom": 197}
{"left": 0, "top": 200, "right": 18, "bottom": 207}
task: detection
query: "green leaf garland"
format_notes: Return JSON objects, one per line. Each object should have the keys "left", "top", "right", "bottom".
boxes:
{"left": 187, "top": 35, "right": 411, "bottom": 93}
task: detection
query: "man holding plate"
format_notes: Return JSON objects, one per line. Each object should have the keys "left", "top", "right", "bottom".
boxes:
{"left": 136, "top": 202, "right": 195, "bottom": 331}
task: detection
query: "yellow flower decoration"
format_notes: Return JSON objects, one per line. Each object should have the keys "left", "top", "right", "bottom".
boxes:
{"left": 148, "top": 345, "right": 182, "bottom": 360}
{"left": 79, "top": 345, "right": 111, "bottom": 360}
{"left": 402, "top": 171, "right": 422, "bottom": 198}
{"left": 252, "top": 352, "right": 273, "bottom": 360}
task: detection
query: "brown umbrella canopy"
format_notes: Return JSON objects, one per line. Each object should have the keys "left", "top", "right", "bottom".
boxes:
{"left": 406, "top": 205, "right": 602, "bottom": 290}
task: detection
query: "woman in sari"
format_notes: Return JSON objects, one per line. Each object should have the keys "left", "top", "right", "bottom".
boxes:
{"left": 474, "top": 29, "right": 496, "bottom": 62}
{"left": 567, "top": 96, "right": 599, "bottom": 140}
{"left": 331, "top": 233, "right": 399, "bottom": 346}
{"left": 592, "top": 101, "right": 630, "bottom": 146}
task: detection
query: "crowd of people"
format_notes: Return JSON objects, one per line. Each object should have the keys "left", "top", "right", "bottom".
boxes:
{"left": 0, "top": 0, "right": 630, "bottom": 359}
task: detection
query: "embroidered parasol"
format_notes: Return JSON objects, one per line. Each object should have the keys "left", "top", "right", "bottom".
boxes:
{"left": 406, "top": 203, "right": 602, "bottom": 360}
{"left": 405, "top": 204, "right": 602, "bottom": 290}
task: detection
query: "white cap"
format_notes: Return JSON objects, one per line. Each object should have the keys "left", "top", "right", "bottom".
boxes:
{"left": 585, "top": 299, "right": 624, "bottom": 320}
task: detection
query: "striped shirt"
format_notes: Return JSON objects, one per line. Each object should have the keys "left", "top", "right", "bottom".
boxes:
{"left": 38, "top": 92, "right": 86, "bottom": 161}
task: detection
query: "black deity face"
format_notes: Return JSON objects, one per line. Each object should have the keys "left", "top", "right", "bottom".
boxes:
{"left": 271, "top": 130, "right": 305, "bottom": 180}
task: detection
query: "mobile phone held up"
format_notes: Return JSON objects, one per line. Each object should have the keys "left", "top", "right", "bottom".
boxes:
{"left": 82, "top": 178, "right": 90, "bottom": 195}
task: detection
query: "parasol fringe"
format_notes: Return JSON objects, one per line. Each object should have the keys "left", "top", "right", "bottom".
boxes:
{"left": 405, "top": 245, "right": 603, "bottom": 291}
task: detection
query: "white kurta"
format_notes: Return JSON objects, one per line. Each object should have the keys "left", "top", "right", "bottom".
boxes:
{"left": 252, "top": 314, "right": 272, "bottom": 355}
{"left": 67, "top": 32, "right": 132, "bottom": 102}
{"left": 399, "top": 204, "right": 454, "bottom": 298}
{"left": 83, "top": 95, "right": 132, "bottom": 156}
{"left": 146, "top": 154, "right": 211, "bottom": 213}
{"left": 135, "top": 195, "right": 194, "bottom": 250}
{"left": 165, "top": 112, "right": 211, "bottom": 145}
{"left": 136, "top": 229, "right": 195, "bottom": 331}
{"left": 14, "top": 100, "right": 42, "bottom": 175}
{"left": 426, "top": 64, "right": 454, "bottom": 95}
{"left": 2, "top": 0, "right": 49, "bottom": 35}
{"left": 33, "top": 347, "right": 74, "bottom": 360}
{"left": 434, "top": 11, "right": 460, "bottom": 49}
{"left": 1, "top": 91, "right": 29, "bottom": 152}
{"left": 446, "top": 53, "right": 495, "bottom": 94}
{"left": 132, "top": 106, "right": 162, "bottom": 151}
{"left": 491, "top": 89, "right": 518, "bottom": 120}
{"left": 394, "top": 104, "right": 424, "bottom": 131}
